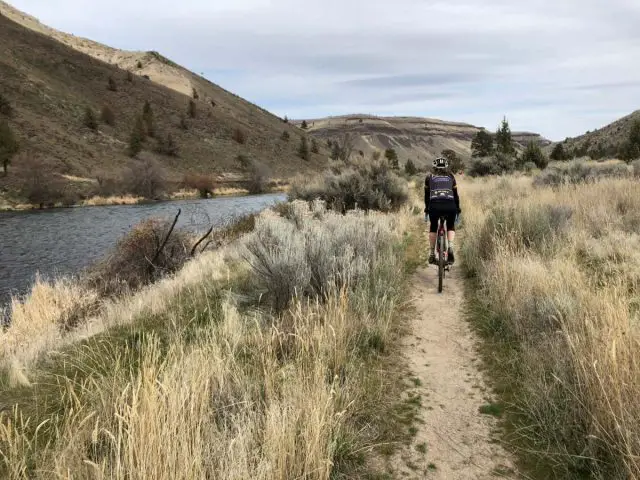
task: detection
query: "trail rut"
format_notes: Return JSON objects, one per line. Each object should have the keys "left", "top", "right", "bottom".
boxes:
{"left": 388, "top": 264, "right": 519, "bottom": 479}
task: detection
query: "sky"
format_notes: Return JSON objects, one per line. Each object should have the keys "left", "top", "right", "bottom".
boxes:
{"left": 9, "top": 0, "right": 640, "bottom": 140}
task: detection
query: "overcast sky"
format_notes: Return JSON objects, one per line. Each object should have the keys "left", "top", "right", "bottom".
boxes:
{"left": 9, "top": 0, "right": 640, "bottom": 140}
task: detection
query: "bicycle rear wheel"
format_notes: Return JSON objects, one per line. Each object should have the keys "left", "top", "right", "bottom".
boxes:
{"left": 438, "top": 233, "right": 445, "bottom": 293}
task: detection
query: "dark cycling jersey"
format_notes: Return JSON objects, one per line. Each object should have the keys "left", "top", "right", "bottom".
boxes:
{"left": 424, "top": 172, "right": 460, "bottom": 213}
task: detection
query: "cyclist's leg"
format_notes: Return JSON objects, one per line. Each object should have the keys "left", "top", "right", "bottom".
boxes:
{"left": 445, "top": 213, "right": 457, "bottom": 263}
{"left": 428, "top": 210, "right": 439, "bottom": 252}
{"left": 428, "top": 210, "right": 439, "bottom": 263}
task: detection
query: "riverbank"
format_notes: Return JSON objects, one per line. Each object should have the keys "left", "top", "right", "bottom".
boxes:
{"left": 0, "top": 198, "right": 423, "bottom": 478}
{"left": 0, "top": 184, "right": 290, "bottom": 212}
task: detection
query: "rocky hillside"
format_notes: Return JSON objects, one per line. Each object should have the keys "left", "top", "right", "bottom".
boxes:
{"left": 296, "top": 115, "right": 550, "bottom": 168}
{"left": 0, "top": 2, "right": 325, "bottom": 204}
{"left": 560, "top": 110, "right": 640, "bottom": 159}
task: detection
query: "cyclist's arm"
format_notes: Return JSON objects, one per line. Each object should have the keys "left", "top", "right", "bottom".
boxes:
{"left": 452, "top": 175, "right": 461, "bottom": 212}
{"left": 424, "top": 175, "right": 430, "bottom": 212}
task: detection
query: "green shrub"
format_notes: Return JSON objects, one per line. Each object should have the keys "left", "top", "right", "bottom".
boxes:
{"left": 0, "top": 93, "right": 12, "bottom": 116}
{"left": 289, "top": 160, "right": 408, "bottom": 213}
{"left": 100, "top": 105, "right": 116, "bottom": 126}
{"left": 468, "top": 153, "right": 515, "bottom": 177}
{"left": 107, "top": 77, "right": 118, "bottom": 92}
{"left": 521, "top": 141, "right": 548, "bottom": 169}
{"left": 550, "top": 143, "right": 569, "bottom": 161}
{"left": 385, "top": 148, "right": 399, "bottom": 169}
{"left": 155, "top": 133, "right": 178, "bottom": 157}
{"left": 281, "top": 130, "right": 290, "bottom": 141}
{"left": 311, "top": 138, "right": 319, "bottom": 154}
{"left": 441, "top": 149, "right": 464, "bottom": 173}
{"left": 404, "top": 159, "right": 418, "bottom": 175}
{"left": 83, "top": 107, "right": 98, "bottom": 131}
{"left": 232, "top": 128, "right": 246, "bottom": 144}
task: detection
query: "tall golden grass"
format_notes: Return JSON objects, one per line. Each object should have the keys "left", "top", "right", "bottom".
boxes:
{"left": 0, "top": 201, "right": 414, "bottom": 479}
{"left": 461, "top": 175, "right": 640, "bottom": 478}
{"left": 81, "top": 195, "right": 143, "bottom": 206}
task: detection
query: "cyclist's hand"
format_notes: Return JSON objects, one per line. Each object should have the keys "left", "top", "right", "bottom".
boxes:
{"left": 455, "top": 213, "right": 462, "bottom": 226}
{"left": 423, "top": 213, "right": 429, "bottom": 223}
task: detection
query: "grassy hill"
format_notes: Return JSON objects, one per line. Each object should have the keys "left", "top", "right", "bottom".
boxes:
{"left": 296, "top": 114, "right": 550, "bottom": 169}
{"left": 0, "top": 3, "right": 326, "bottom": 205}
{"left": 560, "top": 109, "right": 640, "bottom": 159}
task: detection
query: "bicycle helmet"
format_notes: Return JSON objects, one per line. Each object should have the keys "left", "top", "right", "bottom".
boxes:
{"left": 433, "top": 157, "right": 449, "bottom": 170}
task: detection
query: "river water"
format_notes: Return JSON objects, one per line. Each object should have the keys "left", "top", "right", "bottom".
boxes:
{"left": 0, "top": 193, "right": 285, "bottom": 304}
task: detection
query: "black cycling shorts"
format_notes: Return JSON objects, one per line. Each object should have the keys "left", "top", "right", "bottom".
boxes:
{"left": 428, "top": 206, "right": 457, "bottom": 233}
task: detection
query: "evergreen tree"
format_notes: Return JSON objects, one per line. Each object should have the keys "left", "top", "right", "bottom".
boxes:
{"left": 298, "top": 136, "right": 310, "bottom": 161}
{"left": 619, "top": 119, "right": 640, "bottom": 162}
{"left": 156, "top": 133, "right": 179, "bottom": 157}
{"left": 301, "top": 120, "right": 308, "bottom": 129}
{"left": 107, "top": 76, "right": 118, "bottom": 91}
{"left": 441, "top": 149, "right": 464, "bottom": 173}
{"left": 0, "top": 120, "right": 19, "bottom": 175}
{"left": 495, "top": 117, "right": 515, "bottom": 155}
{"left": 385, "top": 148, "right": 399, "bottom": 169}
{"left": 404, "top": 158, "right": 418, "bottom": 175}
{"left": 0, "top": 93, "right": 12, "bottom": 116}
{"left": 521, "top": 141, "right": 548, "bottom": 169}
{"left": 188, "top": 99, "right": 197, "bottom": 118}
{"left": 471, "top": 129, "right": 494, "bottom": 157}
{"left": 550, "top": 142, "right": 568, "bottom": 161}
{"left": 128, "top": 116, "right": 145, "bottom": 157}
{"left": 311, "top": 138, "right": 319, "bottom": 154}
{"left": 330, "top": 142, "right": 341, "bottom": 160}
{"left": 142, "top": 101, "right": 155, "bottom": 137}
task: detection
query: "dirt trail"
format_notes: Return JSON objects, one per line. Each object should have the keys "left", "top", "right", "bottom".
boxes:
{"left": 388, "top": 264, "right": 519, "bottom": 479}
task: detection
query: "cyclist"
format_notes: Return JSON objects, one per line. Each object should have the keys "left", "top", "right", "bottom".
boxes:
{"left": 424, "top": 157, "right": 461, "bottom": 265}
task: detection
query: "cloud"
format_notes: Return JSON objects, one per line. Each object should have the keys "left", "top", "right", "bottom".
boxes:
{"left": 9, "top": 0, "right": 640, "bottom": 139}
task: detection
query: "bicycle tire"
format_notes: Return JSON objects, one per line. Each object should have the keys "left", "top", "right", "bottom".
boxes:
{"left": 438, "top": 233, "right": 444, "bottom": 293}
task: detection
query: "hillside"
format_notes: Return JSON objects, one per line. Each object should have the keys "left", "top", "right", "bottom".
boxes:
{"left": 561, "top": 109, "right": 640, "bottom": 159}
{"left": 297, "top": 115, "right": 550, "bottom": 168}
{"left": 0, "top": 3, "right": 325, "bottom": 205}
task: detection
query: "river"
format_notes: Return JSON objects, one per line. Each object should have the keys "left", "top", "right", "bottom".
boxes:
{"left": 0, "top": 193, "right": 286, "bottom": 304}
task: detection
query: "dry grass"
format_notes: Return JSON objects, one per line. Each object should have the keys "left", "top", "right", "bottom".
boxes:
{"left": 81, "top": 195, "right": 143, "bottom": 206}
{"left": 460, "top": 175, "right": 640, "bottom": 478}
{"left": 0, "top": 201, "right": 414, "bottom": 479}
{"left": 214, "top": 186, "right": 250, "bottom": 196}
{"left": 169, "top": 188, "right": 199, "bottom": 199}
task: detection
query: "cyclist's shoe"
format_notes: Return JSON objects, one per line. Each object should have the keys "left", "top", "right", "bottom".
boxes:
{"left": 447, "top": 248, "right": 455, "bottom": 264}
{"left": 428, "top": 253, "right": 436, "bottom": 265}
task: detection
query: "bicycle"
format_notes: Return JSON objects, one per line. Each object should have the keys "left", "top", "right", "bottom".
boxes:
{"left": 434, "top": 216, "right": 450, "bottom": 293}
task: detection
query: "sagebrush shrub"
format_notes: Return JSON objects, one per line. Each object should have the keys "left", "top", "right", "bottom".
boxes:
{"left": 289, "top": 160, "right": 408, "bottom": 213}
{"left": 534, "top": 160, "right": 630, "bottom": 187}
{"left": 243, "top": 201, "right": 395, "bottom": 312}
